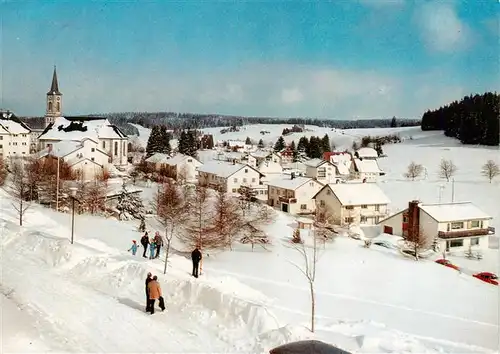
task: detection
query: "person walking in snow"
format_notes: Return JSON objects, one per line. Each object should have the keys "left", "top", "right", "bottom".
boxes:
{"left": 154, "top": 232, "right": 163, "bottom": 259}
{"left": 147, "top": 275, "right": 165, "bottom": 314}
{"left": 145, "top": 272, "right": 153, "bottom": 311}
{"left": 128, "top": 240, "right": 138, "bottom": 255}
{"left": 191, "top": 247, "right": 202, "bottom": 278}
{"left": 140, "top": 233, "right": 149, "bottom": 258}
{"left": 149, "top": 239, "right": 156, "bottom": 260}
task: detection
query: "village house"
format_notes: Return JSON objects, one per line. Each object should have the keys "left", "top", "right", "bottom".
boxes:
{"left": 324, "top": 151, "right": 351, "bottom": 180}
{"left": 37, "top": 138, "right": 110, "bottom": 180}
{"left": 267, "top": 175, "right": 323, "bottom": 214}
{"left": 36, "top": 67, "right": 129, "bottom": 167}
{"left": 378, "top": 201, "right": 493, "bottom": 252}
{"left": 197, "top": 160, "right": 264, "bottom": 195}
{"left": 349, "top": 147, "right": 384, "bottom": 182}
{"left": 313, "top": 182, "right": 390, "bottom": 226}
{"left": 0, "top": 111, "right": 31, "bottom": 158}
{"left": 278, "top": 146, "right": 294, "bottom": 164}
{"left": 249, "top": 150, "right": 270, "bottom": 166}
{"left": 303, "top": 158, "right": 338, "bottom": 184}
{"left": 145, "top": 153, "right": 203, "bottom": 183}
{"left": 258, "top": 159, "right": 283, "bottom": 183}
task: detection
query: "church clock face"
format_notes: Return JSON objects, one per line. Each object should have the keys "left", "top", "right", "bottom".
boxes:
{"left": 57, "top": 97, "right": 60, "bottom": 101}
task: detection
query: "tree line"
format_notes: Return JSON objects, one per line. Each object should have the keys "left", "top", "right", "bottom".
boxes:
{"left": 421, "top": 92, "right": 499, "bottom": 146}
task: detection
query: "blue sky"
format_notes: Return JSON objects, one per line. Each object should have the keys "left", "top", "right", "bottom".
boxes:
{"left": 1, "top": 0, "right": 498, "bottom": 119}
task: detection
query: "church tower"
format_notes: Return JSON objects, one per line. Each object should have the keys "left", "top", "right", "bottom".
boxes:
{"left": 45, "top": 66, "right": 62, "bottom": 128}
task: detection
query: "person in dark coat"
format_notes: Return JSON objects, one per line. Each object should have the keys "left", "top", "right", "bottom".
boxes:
{"left": 154, "top": 232, "right": 163, "bottom": 259}
{"left": 145, "top": 272, "right": 153, "bottom": 311}
{"left": 191, "top": 247, "right": 202, "bottom": 278}
{"left": 140, "top": 233, "right": 149, "bottom": 258}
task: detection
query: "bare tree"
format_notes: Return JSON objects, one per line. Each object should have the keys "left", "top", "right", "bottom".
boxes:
{"left": 0, "top": 158, "right": 8, "bottom": 186}
{"left": 481, "top": 160, "right": 500, "bottom": 183}
{"left": 237, "top": 185, "right": 257, "bottom": 216}
{"left": 239, "top": 203, "right": 275, "bottom": 251}
{"left": 404, "top": 162, "right": 424, "bottom": 181}
{"left": 439, "top": 159, "right": 457, "bottom": 182}
{"left": 289, "top": 228, "right": 321, "bottom": 333}
{"left": 155, "top": 179, "right": 188, "bottom": 274}
{"left": 313, "top": 206, "right": 336, "bottom": 248}
{"left": 9, "top": 161, "right": 30, "bottom": 226}
{"left": 84, "top": 181, "right": 107, "bottom": 215}
{"left": 404, "top": 226, "right": 429, "bottom": 261}
{"left": 209, "top": 186, "right": 242, "bottom": 250}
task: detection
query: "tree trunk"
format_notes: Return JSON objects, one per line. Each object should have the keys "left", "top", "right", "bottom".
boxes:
{"left": 309, "top": 281, "right": 315, "bottom": 333}
{"left": 163, "top": 238, "right": 171, "bottom": 274}
{"left": 19, "top": 199, "right": 23, "bottom": 226}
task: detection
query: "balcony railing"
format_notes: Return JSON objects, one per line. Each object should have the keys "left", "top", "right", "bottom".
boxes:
{"left": 438, "top": 228, "right": 490, "bottom": 239}
{"left": 278, "top": 196, "right": 297, "bottom": 204}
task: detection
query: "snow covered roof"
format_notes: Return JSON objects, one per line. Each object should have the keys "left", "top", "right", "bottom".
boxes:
{"left": 303, "top": 158, "right": 330, "bottom": 168}
{"left": 356, "top": 147, "right": 378, "bottom": 159}
{"left": 419, "top": 202, "right": 492, "bottom": 223}
{"left": 145, "top": 153, "right": 171, "bottom": 164}
{"left": 258, "top": 160, "right": 283, "bottom": 173}
{"left": 319, "top": 183, "right": 391, "bottom": 206}
{"left": 334, "top": 161, "right": 351, "bottom": 175}
{"left": 0, "top": 112, "right": 31, "bottom": 134}
{"left": 266, "top": 176, "right": 314, "bottom": 190}
{"left": 37, "top": 141, "right": 82, "bottom": 158}
{"left": 227, "top": 140, "right": 246, "bottom": 147}
{"left": 197, "top": 161, "right": 260, "bottom": 178}
{"left": 38, "top": 116, "right": 127, "bottom": 141}
{"left": 353, "top": 159, "right": 383, "bottom": 173}
{"left": 167, "top": 153, "right": 201, "bottom": 165}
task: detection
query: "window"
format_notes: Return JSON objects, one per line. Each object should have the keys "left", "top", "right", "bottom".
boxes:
{"left": 470, "top": 238, "right": 480, "bottom": 246}
{"left": 449, "top": 239, "right": 463, "bottom": 248}
{"left": 13, "top": 142, "right": 17, "bottom": 145}
{"left": 320, "top": 200, "right": 325, "bottom": 207}
{"left": 360, "top": 216, "right": 368, "bottom": 222}
{"left": 345, "top": 206, "right": 354, "bottom": 210}
{"left": 374, "top": 205, "right": 380, "bottom": 211}
{"left": 0, "top": 136, "right": 3, "bottom": 140}
{"left": 317, "top": 167, "right": 326, "bottom": 178}
{"left": 91, "top": 148, "right": 95, "bottom": 152}
{"left": 470, "top": 220, "right": 480, "bottom": 228}
{"left": 91, "top": 157, "right": 95, "bottom": 161}
{"left": 300, "top": 204, "right": 307, "bottom": 210}
{"left": 252, "top": 178, "right": 256, "bottom": 183}
{"left": 243, "top": 178, "right": 247, "bottom": 183}
{"left": 48, "top": 102, "right": 53, "bottom": 111}
{"left": 361, "top": 205, "right": 367, "bottom": 209}
{"left": 260, "top": 190, "right": 264, "bottom": 194}
{"left": 451, "top": 222, "right": 463, "bottom": 230}
{"left": 345, "top": 217, "right": 354, "bottom": 223}
{"left": 245, "top": 169, "right": 248, "bottom": 173}
{"left": 309, "top": 182, "right": 314, "bottom": 187}
{"left": 232, "top": 188, "right": 237, "bottom": 193}
{"left": 326, "top": 189, "right": 331, "bottom": 195}
{"left": 22, "top": 142, "right": 26, "bottom": 145}
{"left": 114, "top": 142, "right": 118, "bottom": 155}
{"left": 233, "top": 178, "right": 238, "bottom": 183}
{"left": 0, "top": 144, "right": 2, "bottom": 148}
{"left": 188, "top": 159, "right": 192, "bottom": 162}
{"left": 103, "top": 141, "right": 106, "bottom": 149}
{"left": 22, "top": 134, "right": 26, "bottom": 138}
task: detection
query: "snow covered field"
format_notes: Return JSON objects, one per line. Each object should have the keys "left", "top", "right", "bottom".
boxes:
{"left": 2, "top": 124, "right": 499, "bottom": 353}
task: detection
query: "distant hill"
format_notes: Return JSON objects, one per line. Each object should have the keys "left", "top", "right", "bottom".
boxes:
{"left": 19, "top": 112, "right": 421, "bottom": 137}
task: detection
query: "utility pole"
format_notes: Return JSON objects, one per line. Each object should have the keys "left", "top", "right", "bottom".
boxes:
{"left": 56, "top": 155, "right": 60, "bottom": 211}
{"left": 451, "top": 178, "right": 455, "bottom": 202}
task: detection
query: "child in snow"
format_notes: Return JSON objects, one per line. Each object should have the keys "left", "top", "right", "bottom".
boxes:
{"left": 128, "top": 240, "right": 138, "bottom": 255}
{"left": 149, "top": 239, "right": 156, "bottom": 259}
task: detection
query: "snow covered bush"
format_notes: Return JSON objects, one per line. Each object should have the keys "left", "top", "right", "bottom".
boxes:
{"left": 116, "top": 183, "right": 145, "bottom": 221}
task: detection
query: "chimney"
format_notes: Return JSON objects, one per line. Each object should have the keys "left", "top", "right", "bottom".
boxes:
{"left": 407, "top": 200, "right": 420, "bottom": 241}
{"left": 291, "top": 172, "right": 295, "bottom": 180}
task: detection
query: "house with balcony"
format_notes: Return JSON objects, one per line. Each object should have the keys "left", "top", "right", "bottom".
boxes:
{"left": 303, "top": 158, "right": 338, "bottom": 184}
{"left": 378, "top": 201, "right": 493, "bottom": 252}
{"left": 197, "top": 160, "right": 264, "bottom": 195}
{"left": 0, "top": 111, "right": 31, "bottom": 158}
{"left": 267, "top": 175, "right": 323, "bottom": 214}
{"left": 313, "top": 182, "right": 390, "bottom": 226}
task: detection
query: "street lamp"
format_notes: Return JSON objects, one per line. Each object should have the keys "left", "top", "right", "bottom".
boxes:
{"left": 69, "top": 186, "right": 80, "bottom": 244}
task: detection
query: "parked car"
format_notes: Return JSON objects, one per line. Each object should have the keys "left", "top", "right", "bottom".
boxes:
{"left": 373, "top": 240, "right": 396, "bottom": 249}
{"left": 270, "top": 340, "right": 352, "bottom": 354}
{"left": 473, "top": 272, "right": 498, "bottom": 285}
{"left": 435, "top": 259, "right": 460, "bottom": 271}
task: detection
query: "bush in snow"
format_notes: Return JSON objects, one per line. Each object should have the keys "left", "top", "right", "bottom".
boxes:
{"left": 116, "top": 182, "right": 145, "bottom": 221}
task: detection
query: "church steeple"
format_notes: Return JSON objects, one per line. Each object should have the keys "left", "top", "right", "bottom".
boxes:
{"left": 47, "top": 66, "right": 61, "bottom": 95}
{"left": 45, "top": 66, "right": 63, "bottom": 128}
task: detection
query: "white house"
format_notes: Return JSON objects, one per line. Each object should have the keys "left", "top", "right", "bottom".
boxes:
{"left": 267, "top": 175, "right": 323, "bottom": 214}
{"left": 197, "top": 161, "right": 264, "bottom": 195}
{"left": 355, "top": 147, "right": 378, "bottom": 159}
{"left": 350, "top": 158, "right": 384, "bottom": 182}
{"left": 303, "top": 158, "right": 337, "bottom": 184}
{"left": 37, "top": 138, "right": 110, "bottom": 180}
{"left": 258, "top": 159, "right": 283, "bottom": 183}
{"left": 164, "top": 154, "right": 203, "bottom": 183}
{"left": 0, "top": 111, "right": 31, "bottom": 158}
{"left": 327, "top": 152, "right": 352, "bottom": 179}
{"left": 313, "top": 182, "right": 390, "bottom": 226}
{"left": 379, "top": 201, "right": 493, "bottom": 252}
{"left": 37, "top": 116, "right": 129, "bottom": 166}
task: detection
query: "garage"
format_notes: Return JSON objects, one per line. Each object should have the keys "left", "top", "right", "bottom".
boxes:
{"left": 383, "top": 225, "right": 393, "bottom": 234}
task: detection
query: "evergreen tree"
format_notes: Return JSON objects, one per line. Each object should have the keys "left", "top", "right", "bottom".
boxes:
{"left": 116, "top": 183, "right": 145, "bottom": 220}
{"left": 145, "top": 125, "right": 162, "bottom": 158}
{"left": 274, "top": 136, "right": 286, "bottom": 152}
{"left": 307, "top": 136, "right": 322, "bottom": 158}
{"left": 321, "top": 134, "right": 331, "bottom": 153}
{"left": 290, "top": 140, "right": 299, "bottom": 162}
{"left": 159, "top": 126, "right": 171, "bottom": 154}
{"left": 297, "top": 136, "right": 309, "bottom": 158}
{"left": 186, "top": 130, "right": 199, "bottom": 157}
{"left": 257, "top": 139, "right": 265, "bottom": 149}
{"left": 245, "top": 137, "right": 252, "bottom": 145}
{"left": 178, "top": 131, "right": 189, "bottom": 155}
{"left": 390, "top": 117, "right": 397, "bottom": 128}
{"left": 374, "top": 140, "right": 384, "bottom": 156}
